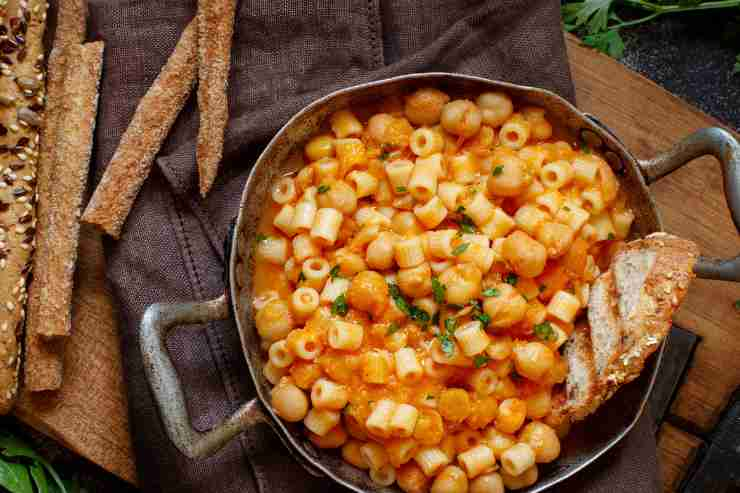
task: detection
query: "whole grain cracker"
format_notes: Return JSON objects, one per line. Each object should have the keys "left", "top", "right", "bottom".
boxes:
{"left": 81, "top": 20, "right": 198, "bottom": 238}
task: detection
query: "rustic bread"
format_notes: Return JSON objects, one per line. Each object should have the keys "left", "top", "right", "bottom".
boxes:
{"left": 553, "top": 323, "right": 599, "bottom": 421}
{"left": 598, "top": 232, "right": 698, "bottom": 402}
{"left": 587, "top": 271, "right": 622, "bottom": 379}
{"left": 0, "top": 0, "right": 48, "bottom": 414}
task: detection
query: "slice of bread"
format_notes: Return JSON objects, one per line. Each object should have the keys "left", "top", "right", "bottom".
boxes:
{"left": 588, "top": 271, "right": 622, "bottom": 379}
{"left": 553, "top": 323, "right": 599, "bottom": 421}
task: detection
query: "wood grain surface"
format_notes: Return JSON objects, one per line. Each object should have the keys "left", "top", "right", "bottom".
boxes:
{"left": 10, "top": 34, "right": 738, "bottom": 488}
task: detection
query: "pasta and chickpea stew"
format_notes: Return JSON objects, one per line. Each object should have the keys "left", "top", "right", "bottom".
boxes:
{"left": 250, "top": 87, "right": 634, "bottom": 493}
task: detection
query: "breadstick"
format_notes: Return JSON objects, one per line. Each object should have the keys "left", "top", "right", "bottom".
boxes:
{"left": 196, "top": 0, "right": 237, "bottom": 197}
{"left": 81, "top": 20, "right": 197, "bottom": 238}
{"left": 0, "top": 0, "right": 48, "bottom": 414}
{"left": 24, "top": 0, "right": 87, "bottom": 392}
{"left": 36, "top": 41, "right": 104, "bottom": 340}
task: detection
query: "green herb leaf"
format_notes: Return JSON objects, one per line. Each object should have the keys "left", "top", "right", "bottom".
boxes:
{"left": 426, "top": 394, "right": 435, "bottom": 400}
{"left": 733, "top": 54, "right": 740, "bottom": 75}
{"left": 607, "top": 232, "right": 616, "bottom": 240}
{"left": 0, "top": 433, "right": 66, "bottom": 493}
{"left": 579, "top": 136, "right": 592, "bottom": 154}
{"left": 445, "top": 317, "right": 457, "bottom": 334}
{"left": 389, "top": 283, "right": 430, "bottom": 327}
{"left": 330, "top": 265, "right": 342, "bottom": 280}
{"left": 255, "top": 233, "right": 268, "bottom": 243}
{"left": 482, "top": 288, "right": 500, "bottom": 297}
{"left": 534, "top": 321, "right": 556, "bottom": 341}
{"left": 432, "top": 277, "right": 446, "bottom": 304}
{"left": 562, "top": 0, "right": 613, "bottom": 34}
{"left": 29, "top": 463, "right": 48, "bottom": 493}
{"left": 438, "top": 333, "right": 455, "bottom": 356}
{"left": 473, "top": 354, "right": 491, "bottom": 368}
{"left": 582, "top": 29, "right": 625, "bottom": 59}
{"left": 492, "top": 165, "right": 504, "bottom": 176}
{"left": 0, "top": 461, "right": 33, "bottom": 493}
{"left": 505, "top": 273, "right": 518, "bottom": 286}
{"left": 539, "top": 285, "right": 546, "bottom": 293}
{"left": 473, "top": 312, "right": 491, "bottom": 326}
{"left": 452, "top": 243, "right": 470, "bottom": 256}
{"left": 734, "top": 300, "right": 740, "bottom": 310}
{"left": 396, "top": 186, "right": 408, "bottom": 193}
{"left": 456, "top": 205, "right": 466, "bottom": 214}
{"left": 387, "top": 322, "right": 401, "bottom": 336}
{"left": 331, "top": 294, "right": 349, "bottom": 316}
{"left": 298, "top": 272, "right": 306, "bottom": 282}
{"left": 317, "top": 184, "right": 330, "bottom": 194}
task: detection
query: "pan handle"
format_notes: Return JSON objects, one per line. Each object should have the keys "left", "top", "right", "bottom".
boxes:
{"left": 140, "top": 295, "right": 323, "bottom": 476}
{"left": 637, "top": 127, "right": 740, "bottom": 282}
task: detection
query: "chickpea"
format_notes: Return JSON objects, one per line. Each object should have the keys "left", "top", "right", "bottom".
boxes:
{"left": 397, "top": 462, "right": 431, "bottom": 493}
{"left": 441, "top": 99, "right": 482, "bottom": 138}
{"left": 305, "top": 134, "right": 335, "bottom": 161}
{"left": 366, "top": 232, "right": 397, "bottom": 270}
{"left": 495, "top": 398, "right": 527, "bottom": 434}
{"left": 347, "top": 271, "right": 389, "bottom": 319}
{"left": 500, "top": 465, "right": 538, "bottom": 490}
{"left": 397, "top": 262, "right": 433, "bottom": 298}
{"left": 530, "top": 119, "right": 553, "bottom": 141}
{"left": 502, "top": 231, "right": 547, "bottom": 278}
{"left": 271, "top": 382, "right": 308, "bottom": 422}
{"left": 439, "top": 388, "right": 472, "bottom": 423}
{"left": 476, "top": 92, "right": 514, "bottom": 128}
{"left": 524, "top": 388, "right": 552, "bottom": 419}
{"left": 392, "top": 210, "right": 425, "bottom": 236}
{"left": 414, "top": 409, "right": 445, "bottom": 445}
{"left": 482, "top": 283, "right": 527, "bottom": 329}
{"left": 255, "top": 299, "right": 294, "bottom": 342}
{"left": 438, "top": 263, "right": 482, "bottom": 305}
{"left": 367, "top": 113, "right": 394, "bottom": 143}
{"left": 519, "top": 421, "right": 561, "bottom": 463}
{"left": 316, "top": 179, "right": 357, "bottom": 215}
{"left": 431, "top": 465, "right": 469, "bottom": 493}
{"left": 405, "top": 87, "right": 450, "bottom": 126}
{"left": 512, "top": 342, "right": 555, "bottom": 381}
{"left": 487, "top": 153, "right": 531, "bottom": 197}
{"left": 308, "top": 425, "right": 348, "bottom": 449}
{"left": 535, "top": 222, "right": 574, "bottom": 258}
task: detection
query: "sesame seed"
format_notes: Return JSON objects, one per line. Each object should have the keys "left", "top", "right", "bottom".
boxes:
{"left": 14, "top": 226, "right": 23, "bottom": 233}
{"left": 17, "top": 152, "right": 26, "bottom": 161}
{"left": 6, "top": 301, "right": 13, "bottom": 311}
{"left": 8, "top": 123, "right": 18, "bottom": 132}
{"left": 19, "top": 243, "right": 28, "bottom": 250}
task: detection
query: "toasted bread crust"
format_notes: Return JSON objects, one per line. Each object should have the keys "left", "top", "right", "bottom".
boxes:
{"left": 81, "top": 20, "right": 197, "bottom": 239}
{"left": 554, "top": 324, "right": 600, "bottom": 421}
{"left": 53, "top": 0, "right": 87, "bottom": 47}
{"left": 0, "top": 0, "right": 48, "bottom": 414}
{"left": 36, "top": 42, "right": 104, "bottom": 340}
{"left": 598, "top": 233, "right": 698, "bottom": 401}
{"left": 196, "top": 0, "right": 238, "bottom": 197}
{"left": 588, "top": 270, "right": 622, "bottom": 378}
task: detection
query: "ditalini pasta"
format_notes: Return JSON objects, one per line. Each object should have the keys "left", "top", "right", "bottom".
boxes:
{"left": 250, "top": 87, "right": 634, "bottom": 492}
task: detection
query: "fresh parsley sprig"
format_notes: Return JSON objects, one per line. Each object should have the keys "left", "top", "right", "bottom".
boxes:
{"left": 0, "top": 431, "right": 73, "bottom": 493}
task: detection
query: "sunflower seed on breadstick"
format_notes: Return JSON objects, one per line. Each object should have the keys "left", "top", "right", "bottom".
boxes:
{"left": 36, "top": 41, "right": 104, "bottom": 340}
{"left": 24, "top": 0, "right": 88, "bottom": 392}
{"left": 81, "top": 20, "right": 198, "bottom": 238}
{"left": 196, "top": 0, "right": 237, "bottom": 197}
{"left": 0, "top": 0, "right": 48, "bottom": 414}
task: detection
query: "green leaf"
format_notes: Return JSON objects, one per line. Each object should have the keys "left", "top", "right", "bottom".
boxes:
{"left": 473, "top": 312, "right": 491, "bottom": 326}
{"left": 582, "top": 29, "right": 625, "bottom": 59}
{"left": 0, "top": 434, "right": 66, "bottom": 493}
{"left": 473, "top": 355, "right": 491, "bottom": 368}
{"left": 452, "top": 243, "right": 470, "bottom": 256}
{"left": 396, "top": 186, "right": 408, "bottom": 193}
{"left": 564, "top": 0, "right": 614, "bottom": 34}
{"left": 255, "top": 233, "right": 268, "bottom": 243}
{"left": 317, "top": 184, "right": 330, "bottom": 194}
{"left": 387, "top": 322, "right": 401, "bottom": 336}
{"left": 29, "top": 463, "right": 48, "bottom": 493}
{"left": 329, "top": 265, "right": 342, "bottom": 280}
{"left": 297, "top": 272, "right": 306, "bottom": 282}
{"left": 432, "top": 277, "right": 446, "bottom": 304}
{"left": 331, "top": 294, "right": 349, "bottom": 316}
{"left": 607, "top": 232, "right": 616, "bottom": 240}
{"left": 445, "top": 317, "right": 457, "bottom": 334}
{"left": 534, "top": 321, "right": 556, "bottom": 342}
{"left": 734, "top": 300, "right": 740, "bottom": 310}
{"left": 492, "top": 165, "right": 504, "bottom": 176}
{"left": 438, "top": 333, "right": 455, "bottom": 356}
{"left": 733, "top": 54, "right": 740, "bottom": 75}
{"left": 504, "top": 273, "right": 518, "bottom": 286}
{"left": 0, "top": 461, "right": 33, "bottom": 493}
{"left": 482, "top": 288, "right": 500, "bottom": 297}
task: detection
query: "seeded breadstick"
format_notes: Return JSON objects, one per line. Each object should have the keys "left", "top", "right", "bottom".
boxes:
{"left": 36, "top": 41, "right": 104, "bottom": 340}
{"left": 0, "top": 0, "right": 48, "bottom": 414}
{"left": 196, "top": 0, "right": 237, "bottom": 197}
{"left": 81, "top": 21, "right": 197, "bottom": 238}
{"left": 24, "top": 0, "right": 87, "bottom": 392}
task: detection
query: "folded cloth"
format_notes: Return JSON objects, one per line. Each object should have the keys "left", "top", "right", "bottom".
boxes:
{"left": 83, "top": 0, "right": 659, "bottom": 491}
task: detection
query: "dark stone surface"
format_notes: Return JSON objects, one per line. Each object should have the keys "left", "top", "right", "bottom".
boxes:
{"left": 619, "top": 13, "right": 739, "bottom": 131}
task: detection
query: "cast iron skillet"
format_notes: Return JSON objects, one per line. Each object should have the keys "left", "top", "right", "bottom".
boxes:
{"left": 140, "top": 73, "right": 740, "bottom": 492}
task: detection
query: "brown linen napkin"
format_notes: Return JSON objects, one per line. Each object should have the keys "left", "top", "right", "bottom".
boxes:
{"left": 82, "top": 0, "right": 660, "bottom": 491}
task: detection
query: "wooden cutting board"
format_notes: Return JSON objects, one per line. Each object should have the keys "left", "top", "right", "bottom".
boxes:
{"left": 11, "top": 34, "right": 740, "bottom": 489}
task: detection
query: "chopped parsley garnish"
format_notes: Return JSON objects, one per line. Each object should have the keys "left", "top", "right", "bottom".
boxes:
{"left": 735, "top": 300, "right": 740, "bottom": 311}
{"left": 331, "top": 294, "right": 349, "bottom": 316}
{"left": 329, "top": 265, "right": 342, "bottom": 280}
{"left": 445, "top": 317, "right": 457, "bottom": 333}
{"left": 438, "top": 332, "right": 455, "bottom": 356}
{"left": 452, "top": 243, "right": 470, "bottom": 256}
{"left": 456, "top": 205, "right": 466, "bottom": 214}
{"left": 432, "top": 277, "right": 446, "bottom": 304}
{"left": 504, "top": 273, "right": 519, "bottom": 286}
{"left": 534, "top": 321, "right": 556, "bottom": 341}
{"left": 579, "top": 137, "right": 592, "bottom": 154}
{"left": 492, "top": 165, "right": 504, "bottom": 176}
{"left": 297, "top": 272, "right": 306, "bottom": 282}
{"left": 473, "top": 312, "right": 491, "bottom": 326}
{"left": 255, "top": 233, "right": 268, "bottom": 243}
{"left": 379, "top": 144, "right": 393, "bottom": 161}
{"left": 458, "top": 216, "right": 477, "bottom": 234}
{"left": 396, "top": 186, "right": 408, "bottom": 193}
{"left": 389, "top": 283, "right": 430, "bottom": 327}
{"left": 482, "top": 287, "right": 500, "bottom": 297}
{"left": 426, "top": 394, "right": 435, "bottom": 400}
{"left": 473, "top": 354, "right": 491, "bottom": 368}
{"left": 563, "top": 205, "right": 571, "bottom": 212}
{"left": 317, "top": 184, "right": 330, "bottom": 194}
{"left": 387, "top": 322, "right": 401, "bottom": 336}
{"left": 607, "top": 232, "right": 616, "bottom": 240}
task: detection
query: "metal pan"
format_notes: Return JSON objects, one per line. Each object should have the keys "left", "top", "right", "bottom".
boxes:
{"left": 140, "top": 73, "right": 740, "bottom": 492}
